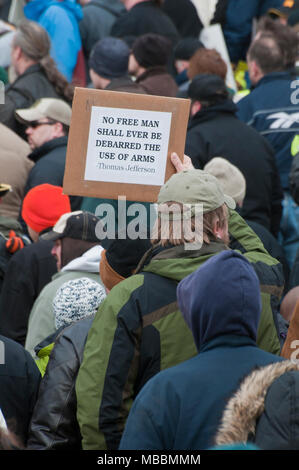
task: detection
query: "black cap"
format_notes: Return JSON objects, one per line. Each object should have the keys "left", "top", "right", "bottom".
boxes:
{"left": 41, "top": 211, "right": 101, "bottom": 243}
{"left": 174, "top": 37, "right": 204, "bottom": 61}
{"left": 105, "top": 234, "right": 152, "bottom": 278}
{"left": 188, "top": 73, "right": 228, "bottom": 101}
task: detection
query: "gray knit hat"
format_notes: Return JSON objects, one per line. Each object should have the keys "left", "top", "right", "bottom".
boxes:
{"left": 53, "top": 277, "right": 106, "bottom": 330}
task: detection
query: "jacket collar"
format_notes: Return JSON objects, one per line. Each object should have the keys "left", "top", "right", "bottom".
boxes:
{"left": 188, "top": 99, "right": 238, "bottom": 129}
{"left": 199, "top": 334, "right": 257, "bottom": 354}
{"left": 254, "top": 69, "right": 297, "bottom": 89}
{"left": 28, "top": 135, "right": 68, "bottom": 163}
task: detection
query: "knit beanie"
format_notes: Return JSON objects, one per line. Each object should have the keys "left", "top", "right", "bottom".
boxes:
{"left": 203, "top": 157, "right": 246, "bottom": 205}
{"left": 53, "top": 277, "right": 106, "bottom": 330}
{"left": 89, "top": 37, "right": 130, "bottom": 79}
{"left": 22, "top": 184, "right": 71, "bottom": 234}
{"left": 132, "top": 33, "right": 172, "bottom": 68}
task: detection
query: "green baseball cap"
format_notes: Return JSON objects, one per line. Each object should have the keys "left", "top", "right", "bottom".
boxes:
{"left": 157, "top": 169, "right": 236, "bottom": 215}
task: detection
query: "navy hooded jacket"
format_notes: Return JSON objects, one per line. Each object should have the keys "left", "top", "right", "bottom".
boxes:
{"left": 119, "top": 251, "right": 284, "bottom": 450}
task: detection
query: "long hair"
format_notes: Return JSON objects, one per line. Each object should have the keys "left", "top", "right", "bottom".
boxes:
{"left": 13, "top": 20, "right": 74, "bottom": 103}
{"left": 151, "top": 202, "right": 228, "bottom": 247}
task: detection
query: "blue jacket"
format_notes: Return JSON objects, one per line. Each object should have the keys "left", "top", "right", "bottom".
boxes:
{"left": 24, "top": 0, "right": 83, "bottom": 82}
{"left": 223, "top": 0, "right": 284, "bottom": 63}
{"left": 237, "top": 70, "right": 299, "bottom": 190}
{"left": 119, "top": 251, "right": 284, "bottom": 450}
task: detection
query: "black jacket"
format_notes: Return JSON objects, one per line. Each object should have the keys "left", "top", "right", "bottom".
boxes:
{"left": 22, "top": 135, "right": 82, "bottom": 217}
{"left": 185, "top": 100, "right": 284, "bottom": 236}
{"left": 0, "top": 64, "right": 62, "bottom": 137}
{"left": 27, "top": 318, "right": 93, "bottom": 450}
{"left": 0, "top": 335, "right": 41, "bottom": 445}
{"left": 162, "top": 0, "right": 203, "bottom": 38}
{"left": 111, "top": 0, "right": 180, "bottom": 45}
{"left": 0, "top": 239, "right": 57, "bottom": 346}
{"left": 24, "top": 135, "right": 69, "bottom": 194}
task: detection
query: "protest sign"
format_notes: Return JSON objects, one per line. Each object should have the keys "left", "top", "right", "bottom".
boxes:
{"left": 63, "top": 88, "right": 190, "bottom": 202}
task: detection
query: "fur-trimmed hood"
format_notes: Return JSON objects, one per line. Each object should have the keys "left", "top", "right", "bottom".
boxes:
{"left": 215, "top": 360, "right": 299, "bottom": 449}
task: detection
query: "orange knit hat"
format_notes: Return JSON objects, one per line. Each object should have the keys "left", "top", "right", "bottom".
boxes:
{"left": 22, "top": 184, "right": 71, "bottom": 234}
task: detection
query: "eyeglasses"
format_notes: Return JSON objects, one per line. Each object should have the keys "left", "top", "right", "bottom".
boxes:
{"left": 26, "top": 120, "right": 57, "bottom": 129}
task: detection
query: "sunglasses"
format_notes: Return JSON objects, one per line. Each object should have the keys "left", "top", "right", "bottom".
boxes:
{"left": 26, "top": 120, "right": 57, "bottom": 129}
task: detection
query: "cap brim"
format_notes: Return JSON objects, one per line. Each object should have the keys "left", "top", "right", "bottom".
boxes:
{"left": 224, "top": 194, "right": 236, "bottom": 211}
{"left": 0, "top": 184, "right": 12, "bottom": 197}
{"left": 39, "top": 230, "right": 62, "bottom": 242}
{"left": 15, "top": 108, "right": 44, "bottom": 125}
{"left": 268, "top": 7, "right": 289, "bottom": 17}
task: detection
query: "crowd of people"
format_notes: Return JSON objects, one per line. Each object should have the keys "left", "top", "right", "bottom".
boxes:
{"left": 1, "top": 0, "right": 299, "bottom": 452}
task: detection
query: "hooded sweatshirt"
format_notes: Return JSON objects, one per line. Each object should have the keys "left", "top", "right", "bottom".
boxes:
{"left": 119, "top": 251, "right": 284, "bottom": 450}
{"left": 24, "top": 0, "right": 83, "bottom": 81}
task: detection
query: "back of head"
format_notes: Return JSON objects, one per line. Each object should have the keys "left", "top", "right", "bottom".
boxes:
{"left": 204, "top": 157, "right": 247, "bottom": 206}
{"left": 53, "top": 277, "right": 106, "bottom": 330}
{"left": 153, "top": 168, "right": 235, "bottom": 247}
{"left": 132, "top": 33, "right": 173, "bottom": 68}
{"left": 89, "top": 37, "right": 130, "bottom": 80}
{"left": 100, "top": 234, "right": 152, "bottom": 291}
{"left": 22, "top": 184, "right": 71, "bottom": 234}
{"left": 13, "top": 19, "right": 74, "bottom": 102}
{"left": 177, "top": 250, "right": 261, "bottom": 350}
{"left": 188, "top": 73, "right": 229, "bottom": 107}
{"left": 188, "top": 48, "right": 227, "bottom": 81}
{"left": 174, "top": 37, "right": 204, "bottom": 62}
{"left": 249, "top": 18, "right": 299, "bottom": 71}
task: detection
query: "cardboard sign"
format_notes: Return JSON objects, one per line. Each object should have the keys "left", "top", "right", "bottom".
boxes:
{"left": 63, "top": 88, "right": 190, "bottom": 202}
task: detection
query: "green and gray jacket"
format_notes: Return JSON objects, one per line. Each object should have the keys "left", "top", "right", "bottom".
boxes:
{"left": 76, "top": 210, "right": 284, "bottom": 450}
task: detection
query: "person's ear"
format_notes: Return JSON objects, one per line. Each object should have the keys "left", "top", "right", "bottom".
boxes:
{"left": 191, "top": 101, "right": 201, "bottom": 117}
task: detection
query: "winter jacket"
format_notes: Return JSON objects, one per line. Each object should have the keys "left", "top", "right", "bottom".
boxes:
{"left": 111, "top": 1, "right": 180, "bottom": 46}
{"left": 27, "top": 318, "right": 93, "bottom": 450}
{"left": 0, "top": 239, "right": 57, "bottom": 346}
{"left": 0, "top": 216, "right": 30, "bottom": 296}
{"left": 79, "top": 0, "right": 125, "bottom": 65}
{"left": 119, "top": 251, "right": 284, "bottom": 450}
{"left": 237, "top": 70, "right": 299, "bottom": 190}
{"left": 21, "top": 136, "right": 82, "bottom": 220}
{"left": 162, "top": 0, "right": 203, "bottom": 38}
{"left": 25, "top": 245, "right": 104, "bottom": 357}
{"left": 222, "top": 0, "right": 284, "bottom": 64}
{"left": 185, "top": 100, "right": 283, "bottom": 236}
{"left": 105, "top": 75, "right": 146, "bottom": 94}
{"left": 0, "top": 64, "right": 63, "bottom": 136}
{"left": 0, "top": 334, "right": 41, "bottom": 445}
{"left": 215, "top": 360, "right": 299, "bottom": 450}
{"left": 0, "top": 124, "right": 32, "bottom": 220}
{"left": 136, "top": 66, "right": 178, "bottom": 97}
{"left": 24, "top": 0, "right": 83, "bottom": 82}
{"left": 76, "top": 210, "right": 283, "bottom": 450}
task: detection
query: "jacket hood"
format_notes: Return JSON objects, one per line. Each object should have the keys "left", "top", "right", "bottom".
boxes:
{"left": 177, "top": 250, "right": 261, "bottom": 351}
{"left": 25, "top": 0, "right": 83, "bottom": 22}
{"left": 215, "top": 360, "right": 299, "bottom": 449}
{"left": 61, "top": 245, "right": 103, "bottom": 274}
